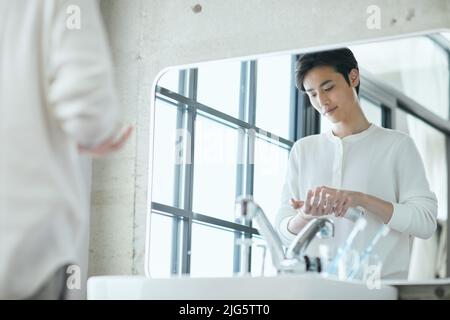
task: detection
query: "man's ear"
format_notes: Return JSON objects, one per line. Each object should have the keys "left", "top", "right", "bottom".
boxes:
{"left": 349, "top": 68, "right": 360, "bottom": 88}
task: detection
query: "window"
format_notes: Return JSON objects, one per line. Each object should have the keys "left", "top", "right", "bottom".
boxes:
{"left": 361, "top": 98, "right": 382, "bottom": 127}
{"left": 193, "top": 116, "right": 239, "bottom": 221}
{"left": 190, "top": 222, "right": 235, "bottom": 277}
{"left": 197, "top": 60, "right": 242, "bottom": 118}
{"left": 253, "top": 136, "right": 289, "bottom": 225}
{"left": 151, "top": 99, "right": 181, "bottom": 208}
{"left": 149, "top": 213, "right": 174, "bottom": 278}
{"left": 351, "top": 37, "right": 449, "bottom": 119}
{"left": 251, "top": 236, "right": 277, "bottom": 276}
{"left": 256, "top": 56, "right": 292, "bottom": 139}
{"left": 150, "top": 54, "right": 296, "bottom": 278}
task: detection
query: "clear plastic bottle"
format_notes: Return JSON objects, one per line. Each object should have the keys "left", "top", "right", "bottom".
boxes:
{"left": 347, "top": 225, "right": 389, "bottom": 281}
{"left": 324, "top": 216, "right": 367, "bottom": 277}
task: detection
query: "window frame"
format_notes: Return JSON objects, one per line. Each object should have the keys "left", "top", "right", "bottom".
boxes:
{"left": 151, "top": 57, "right": 297, "bottom": 276}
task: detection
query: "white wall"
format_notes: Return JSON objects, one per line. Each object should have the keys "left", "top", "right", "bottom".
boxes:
{"left": 89, "top": 0, "right": 450, "bottom": 278}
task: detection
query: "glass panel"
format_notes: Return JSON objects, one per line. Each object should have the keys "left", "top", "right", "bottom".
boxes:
{"left": 251, "top": 236, "right": 278, "bottom": 276}
{"left": 197, "top": 60, "right": 241, "bottom": 118}
{"left": 351, "top": 37, "right": 449, "bottom": 119}
{"left": 149, "top": 213, "right": 173, "bottom": 278}
{"left": 152, "top": 99, "right": 182, "bottom": 207}
{"left": 256, "top": 55, "right": 292, "bottom": 139}
{"left": 253, "top": 137, "right": 289, "bottom": 225}
{"left": 190, "top": 222, "right": 235, "bottom": 277}
{"left": 158, "top": 69, "right": 180, "bottom": 94}
{"left": 361, "top": 98, "right": 382, "bottom": 127}
{"left": 193, "top": 116, "right": 238, "bottom": 221}
{"left": 396, "top": 109, "right": 448, "bottom": 221}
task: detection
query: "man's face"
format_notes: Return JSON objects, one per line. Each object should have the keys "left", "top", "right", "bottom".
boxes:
{"left": 302, "top": 65, "right": 359, "bottom": 124}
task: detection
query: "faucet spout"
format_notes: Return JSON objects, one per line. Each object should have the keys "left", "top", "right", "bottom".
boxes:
{"left": 236, "top": 197, "right": 286, "bottom": 269}
{"left": 286, "top": 218, "right": 334, "bottom": 259}
{"left": 236, "top": 197, "right": 335, "bottom": 275}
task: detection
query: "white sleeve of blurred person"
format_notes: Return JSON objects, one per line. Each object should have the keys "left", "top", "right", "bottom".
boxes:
{"left": 47, "top": 0, "right": 132, "bottom": 156}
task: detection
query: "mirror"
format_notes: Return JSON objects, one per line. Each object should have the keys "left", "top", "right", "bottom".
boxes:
{"left": 148, "top": 31, "right": 450, "bottom": 282}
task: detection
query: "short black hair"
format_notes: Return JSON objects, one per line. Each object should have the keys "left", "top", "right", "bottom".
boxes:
{"left": 295, "top": 48, "right": 360, "bottom": 96}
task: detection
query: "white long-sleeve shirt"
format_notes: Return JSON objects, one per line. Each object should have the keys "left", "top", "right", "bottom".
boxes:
{"left": 275, "top": 124, "right": 438, "bottom": 279}
{"left": 0, "top": 0, "right": 119, "bottom": 298}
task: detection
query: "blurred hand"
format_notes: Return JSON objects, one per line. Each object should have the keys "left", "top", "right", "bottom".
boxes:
{"left": 291, "top": 186, "right": 360, "bottom": 217}
{"left": 291, "top": 186, "right": 361, "bottom": 218}
{"left": 314, "top": 186, "right": 360, "bottom": 217}
{"left": 78, "top": 125, "right": 133, "bottom": 157}
{"left": 290, "top": 198, "right": 305, "bottom": 210}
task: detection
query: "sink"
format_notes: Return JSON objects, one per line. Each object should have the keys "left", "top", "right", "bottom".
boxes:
{"left": 87, "top": 273, "right": 398, "bottom": 299}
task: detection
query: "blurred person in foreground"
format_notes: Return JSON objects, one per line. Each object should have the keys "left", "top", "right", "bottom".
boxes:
{"left": 0, "top": 0, "right": 132, "bottom": 299}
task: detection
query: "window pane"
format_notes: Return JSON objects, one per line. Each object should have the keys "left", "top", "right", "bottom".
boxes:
{"left": 361, "top": 98, "right": 382, "bottom": 127}
{"left": 396, "top": 109, "right": 448, "bottom": 221}
{"left": 190, "top": 222, "right": 235, "bottom": 277}
{"left": 158, "top": 69, "right": 180, "bottom": 94}
{"left": 351, "top": 37, "right": 449, "bottom": 119}
{"left": 256, "top": 55, "right": 292, "bottom": 139}
{"left": 149, "top": 213, "right": 173, "bottom": 278}
{"left": 197, "top": 61, "right": 241, "bottom": 118}
{"left": 253, "top": 137, "right": 289, "bottom": 225}
{"left": 251, "top": 236, "right": 278, "bottom": 277}
{"left": 152, "top": 99, "right": 181, "bottom": 207}
{"left": 193, "top": 116, "right": 238, "bottom": 221}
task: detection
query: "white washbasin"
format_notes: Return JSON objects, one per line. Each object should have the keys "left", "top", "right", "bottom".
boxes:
{"left": 87, "top": 273, "right": 398, "bottom": 300}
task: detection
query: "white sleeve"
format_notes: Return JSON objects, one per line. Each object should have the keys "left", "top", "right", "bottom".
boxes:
{"left": 46, "top": 0, "right": 120, "bottom": 148}
{"left": 387, "top": 135, "right": 438, "bottom": 239}
{"left": 275, "top": 141, "right": 301, "bottom": 246}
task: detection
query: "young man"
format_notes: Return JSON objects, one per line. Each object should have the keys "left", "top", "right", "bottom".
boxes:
{"left": 275, "top": 48, "right": 437, "bottom": 279}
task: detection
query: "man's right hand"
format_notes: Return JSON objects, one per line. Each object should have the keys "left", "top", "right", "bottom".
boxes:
{"left": 78, "top": 125, "right": 133, "bottom": 157}
{"left": 290, "top": 188, "right": 332, "bottom": 217}
{"left": 290, "top": 198, "right": 304, "bottom": 210}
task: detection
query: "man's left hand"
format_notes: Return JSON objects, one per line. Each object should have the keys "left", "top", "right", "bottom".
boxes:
{"left": 306, "top": 186, "right": 362, "bottom": 217}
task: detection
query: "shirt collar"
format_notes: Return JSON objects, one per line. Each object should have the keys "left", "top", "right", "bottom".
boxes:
{"left": 325, "top": 123, "right": 376, "bottom": 143}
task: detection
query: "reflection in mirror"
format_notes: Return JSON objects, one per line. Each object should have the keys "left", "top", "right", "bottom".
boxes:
{"left": 149, "top": 32, "right": 449, "bottom": 282}
{"left": 351, "top": 37, "right": 449, "bottom": 119}
{"left": 197, "top": 60, "right": 242, "bottom": 118}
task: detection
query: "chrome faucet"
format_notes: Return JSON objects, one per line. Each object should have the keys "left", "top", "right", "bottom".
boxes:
{"left": 286, "top": 218, "right": 335, "bottom": 259}
{"left": 236, "top": 197, "right": 286, "bottom": 270}
{"left": 236, "top": 196, "right": 335, "bottom": 274}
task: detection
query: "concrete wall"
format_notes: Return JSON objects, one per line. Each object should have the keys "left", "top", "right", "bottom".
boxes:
{"left": 89, "top": 0, "right": 450, "bottom": 277}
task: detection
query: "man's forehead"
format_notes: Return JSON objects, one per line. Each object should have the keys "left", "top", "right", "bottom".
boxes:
{"left": 303, "top": 68, "right": 340, "bottom": 90}
{"left": 305, "top": 67, "right": 338, "bottom": 80}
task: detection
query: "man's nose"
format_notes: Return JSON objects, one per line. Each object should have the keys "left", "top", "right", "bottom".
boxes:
{"left": 317, "top": 92, "right": 330, "bottom": 109}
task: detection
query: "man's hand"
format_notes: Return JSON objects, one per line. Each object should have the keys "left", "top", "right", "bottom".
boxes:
{"left": 290, "top": 186, "right": 362, "bottom": 218}
{"left": 290, "top": 198, "right": 305, "bottom": 210}
{"left": 78, "top": 125, "right": 133, "bottom": 157}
